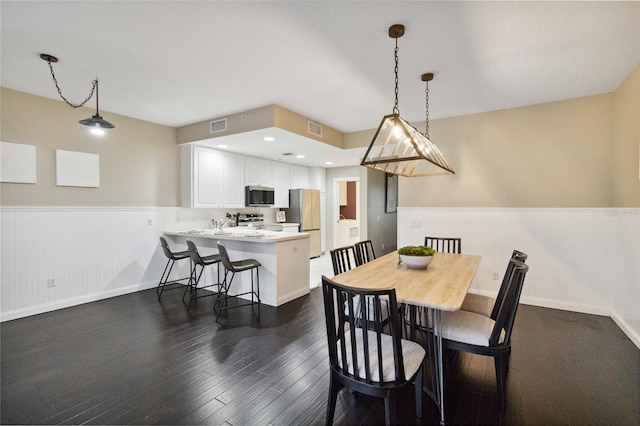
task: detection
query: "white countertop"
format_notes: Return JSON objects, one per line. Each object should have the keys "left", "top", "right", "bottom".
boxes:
{"left": 164, "top": 228, "right": 309, "bottom": 243}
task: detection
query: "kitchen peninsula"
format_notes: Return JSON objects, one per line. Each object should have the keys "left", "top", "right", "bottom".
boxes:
{"left": 163, "top": 228, "right": 310, "bottom": 307}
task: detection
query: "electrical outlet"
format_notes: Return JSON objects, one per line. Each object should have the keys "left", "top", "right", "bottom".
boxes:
{"left": 492, "top": 272, "right": 499, "bottom": 280}
{"left": 147, "top": 218, "right": 153, "bottom": 226}
{"left": 47, "top": 278, "right": 56, "bottom": 288}
{"left": 381, "top": 243, "right": 385, "bottom": 250}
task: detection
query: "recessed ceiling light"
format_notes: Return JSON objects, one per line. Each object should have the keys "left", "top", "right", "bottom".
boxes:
{"left": 325, "top": 161, "right": 333, "bottom": 165}
{"left": 218, "top": 144, "right": 228, "bottom": 148}
{"left": 296, "top": 154, "right": 305, "bottom": 159}
{"left": 264, "top": 136, "right": 275, "bottom": 142}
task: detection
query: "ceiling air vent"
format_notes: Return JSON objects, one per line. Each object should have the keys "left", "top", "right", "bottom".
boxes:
{"left": 308, "top": 121, "right": 323, "bottom": 137}
{"left": 210, "top": 118, "right": 228, "bottom": 134}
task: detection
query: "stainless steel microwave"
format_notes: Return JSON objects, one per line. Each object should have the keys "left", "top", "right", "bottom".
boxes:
{"left": 245, "top": 186, "right": 275, "bottom": 206}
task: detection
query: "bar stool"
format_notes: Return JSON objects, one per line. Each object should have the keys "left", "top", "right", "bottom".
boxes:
{"left": 185, "top": 240, "right": 223, "bottom": 309}
{"left": 157, "top": 237, "right": 192, "bottom": 300}
{"left": 215, "top": 241, "right": 261, "bottom": 322}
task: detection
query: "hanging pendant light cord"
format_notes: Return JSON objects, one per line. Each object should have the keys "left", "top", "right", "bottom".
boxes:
{"left": 424, "top": 79, "right": 430, "bottom": 138}
{"left": 393, "top": 37, "right": 400, "bottom": 115}
{"left": 45, "top": 59, "right": 96, "bottom": 109}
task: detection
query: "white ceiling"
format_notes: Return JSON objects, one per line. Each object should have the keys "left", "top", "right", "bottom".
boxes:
{"left": 2, "top": 1, "right": 640, "bottom": 167}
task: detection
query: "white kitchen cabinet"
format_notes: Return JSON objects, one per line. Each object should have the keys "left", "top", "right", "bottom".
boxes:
{"left": 272, "top": 161, "right": 290, "bottom": 207}
{"left": 195, "top": 147, "right": 224, "bottom": 206}
{"left": 309, "top": 166, "right": 326, "bottom": 191}
{"left": 289, "top": 164, "right": 310, "bottom": 189}
{"left": 181, "top": 145, "right": 244, "bottom": 208}
{"left": 222, "top": 151, "right": 245, "bottom": 208}
{"left": 245, "top": 156, "right": 273, "bottom": 187}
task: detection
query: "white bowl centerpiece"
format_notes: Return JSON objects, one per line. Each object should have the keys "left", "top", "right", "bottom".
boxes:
{"left": 398, "top": 245, "right": 436, "bottom": 270}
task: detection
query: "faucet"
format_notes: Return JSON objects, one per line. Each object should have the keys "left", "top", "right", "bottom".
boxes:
{"left": 215, "top": 218, "right": 231, "bottom": 231}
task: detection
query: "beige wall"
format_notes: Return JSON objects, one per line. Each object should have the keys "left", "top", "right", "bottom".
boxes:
{"left": 398, "top": 94, "right": 614, "bottom": 207}
{"left": 1, "top": 88, "right": 179, "bottom": 206}
{"left": 612, "top": 65, "right": 640, "bottom": 207}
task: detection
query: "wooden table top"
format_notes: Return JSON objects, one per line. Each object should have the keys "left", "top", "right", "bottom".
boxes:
{"left": 331, "top": 251, "right": 482, "bottom": 311}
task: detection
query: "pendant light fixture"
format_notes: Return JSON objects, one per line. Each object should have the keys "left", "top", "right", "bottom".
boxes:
{"left": 361, "top": 25, "right": 454, "bottom": 177}
{"left": 40, "top": 53, "right": 115, "bottom": 135}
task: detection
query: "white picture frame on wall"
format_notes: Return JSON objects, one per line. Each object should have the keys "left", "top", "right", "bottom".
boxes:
{"left": 0, "top": 141, "right": 37, "bottom": 183}
{"left": 56, "top": 149, "right": 100, "bottom": 187}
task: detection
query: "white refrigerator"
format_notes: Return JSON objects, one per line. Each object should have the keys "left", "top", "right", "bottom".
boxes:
{"left": 284, "top": 189, "right": 321, "bottom": 258}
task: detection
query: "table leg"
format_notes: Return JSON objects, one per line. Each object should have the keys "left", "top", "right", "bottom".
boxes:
{"left": 433, "top": 308, "right": 445, "bottom": 425}
{"left": 406, "top": 306, "right": 447, "bottom": 425}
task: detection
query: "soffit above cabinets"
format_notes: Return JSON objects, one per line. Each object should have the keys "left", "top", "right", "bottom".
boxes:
{"left": 177, "top": 104, "right": 366, "bottom": 168}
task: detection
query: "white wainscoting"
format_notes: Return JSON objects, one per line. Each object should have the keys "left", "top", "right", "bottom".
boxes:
{"left": 0, "top": 207, "right": 171, "bottom": 322}
{"left": 398, "top": 207, "right": 640, "bottom": 348}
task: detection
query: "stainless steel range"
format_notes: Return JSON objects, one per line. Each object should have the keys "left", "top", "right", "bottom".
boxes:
{"left": 236, "top": 213, "right": 264, "bottom": 228}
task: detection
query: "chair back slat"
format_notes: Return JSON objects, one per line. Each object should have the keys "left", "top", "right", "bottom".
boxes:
{"left": 354, "top": 240, "right": 376, "bottom": 266}
{"left": 424, "top": 236, "right": 461, "bottom": 254}
{"left": 330, "top": 245, "right": 357, "bottom": 275}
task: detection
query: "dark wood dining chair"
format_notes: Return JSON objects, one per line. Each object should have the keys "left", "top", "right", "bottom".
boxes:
{"left": 424, "top": 236, "right": 461, "bottom": 253}
{"left": 321, "top": 275, "right": 426, "bottom": 426}
{"left": 331, "top": 244, "right": 391, "bottom": 329}
{"left": 461, "top": 250, "right": 528, "bottom": 319}
{"left": 353, "top": 240, "right": 376, "bottom": 266}
{"left": 441, "top": 259, "right": 529, "bottom": 409}
{"left": 157, "top": 237, "right": 192, "bottom": 300}
{"left": 329, "top": 245, "right": 357, "bottom": 275}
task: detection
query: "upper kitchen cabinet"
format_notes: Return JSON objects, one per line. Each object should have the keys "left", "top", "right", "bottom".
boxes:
{"left": 181, "top": 145, "right": 244, "bottom": 208}
{"left": 289, "top": 164, "right": 310, "bottom": 189}
{"left": 272, "top": 161, "right": 290, "bottom": 207}
{"left": 222, "top": 151, "right": 245, "bottom": 207}
{"left": 245, "top": 156, "right": 273, "bottom": 187}
{"left": 309, "top": 166, "right": 326, "bottom": 191}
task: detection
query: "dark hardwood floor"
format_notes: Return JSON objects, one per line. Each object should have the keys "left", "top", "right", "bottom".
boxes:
{"left": 2, "top": 286, "right": 639, "bottom": 425}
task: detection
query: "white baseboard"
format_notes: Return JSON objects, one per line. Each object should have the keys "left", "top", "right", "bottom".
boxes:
{"left": 277, "top": 287, "right": 312, "bottom": 307}
{"left": 1, "top": 280, "right": 158, "bottom": 322}
{"left": 610, "top": 310, "right": 640, "bottom": 350}
{"left": 519, "top": 295, "right": 610, "bottom": 317}
{"left": 467, "top": 290, "right": 611, "bottom": 317}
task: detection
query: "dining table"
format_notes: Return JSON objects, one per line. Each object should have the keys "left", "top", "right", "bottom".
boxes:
{"left": 332, "top": 250, "right": 482, "bottom": 425}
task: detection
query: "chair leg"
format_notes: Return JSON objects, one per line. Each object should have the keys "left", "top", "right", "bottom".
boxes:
{"left": 157, "top": 259, "right": 173, "bottom": 297}
{"left": 215, "top": 270, "right": 234, "bottom": 322}
{"left": 182, "top": 262, "right": 197, "bottom": 301}
{"left": 383, "top": 391, "right": 396, "bottom": 426}
{"left": 415, "top": 365, "right": 423, "bottom": 421}
{"left": 186, "top": 266, "right": 205, "bottom": 309}
{"left": 326, "top": 375, "right": 340, "bottom": 426}
{"left": 495, "top": 353, "right": 507, "bottom": 410}
{"left": 253, "top": 267, "right": 260, "bottom": 319}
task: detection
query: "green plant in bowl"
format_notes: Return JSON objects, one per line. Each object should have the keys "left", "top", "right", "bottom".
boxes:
{"left": 398, "top": 245, "right": 436, "bottom": 269}
{"left": 398, "top": 246, "right": 436, "bottom": 256}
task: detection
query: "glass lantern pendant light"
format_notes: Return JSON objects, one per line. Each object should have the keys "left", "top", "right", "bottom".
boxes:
{"left": 40, "top": 53, "right": 115, "bottom": 135}
{"left": 361, "top": 25, "right": 454, "bottom": 177}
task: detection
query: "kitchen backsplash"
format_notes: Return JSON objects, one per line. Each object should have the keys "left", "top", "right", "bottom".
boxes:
{"left": 164, "top": 207, "right": 278, "bottom": 231}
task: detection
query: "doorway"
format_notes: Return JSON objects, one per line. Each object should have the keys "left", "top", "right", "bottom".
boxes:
{"left": 333, "top": 177, "right": 360, "bottom": 249}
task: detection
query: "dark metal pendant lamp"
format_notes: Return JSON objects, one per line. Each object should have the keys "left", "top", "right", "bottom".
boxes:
{"left": 361, "top": 25, "right": 454, "bottom": 177}
{"left": 40, "top": 53, "right": 115, "bottom": 135}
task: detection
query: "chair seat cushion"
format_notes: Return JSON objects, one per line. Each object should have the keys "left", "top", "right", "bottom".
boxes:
{"left": 230, "top": 258, "right": 261, "bottom": 271}
{"left": 201, "top": 253, "right": 223, "bottom": 265}
{"left": 440, "top": 310, "right": 505, "bottom": 347}
{"left": 338, "top": 329, "right": 425, "bottom": 382}
{"left": 460, "top": 293, "right": 495, "bottom": 317}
